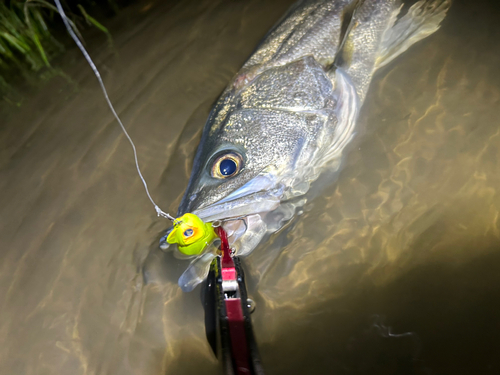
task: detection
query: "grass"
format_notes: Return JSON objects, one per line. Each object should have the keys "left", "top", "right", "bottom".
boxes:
{"left": 0, "top": 0, "right": 116, "bottom": 105}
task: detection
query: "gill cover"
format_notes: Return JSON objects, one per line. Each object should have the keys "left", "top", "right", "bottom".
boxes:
{"left": 167, "top": 213, "right": 217, "bottom": 256}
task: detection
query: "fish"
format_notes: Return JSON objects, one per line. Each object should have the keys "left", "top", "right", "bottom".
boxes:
{"left": 165, "top": 0, "right": 450, "bottom": 291}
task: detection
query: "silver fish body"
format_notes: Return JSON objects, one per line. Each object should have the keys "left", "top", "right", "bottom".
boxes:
{"left": 173, "top": 0, "right": 450, "bottom": 291}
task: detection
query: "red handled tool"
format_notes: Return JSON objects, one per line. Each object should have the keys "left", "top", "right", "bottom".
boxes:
{"left": 203, "top": 227, "right": 264, "bottom": 375}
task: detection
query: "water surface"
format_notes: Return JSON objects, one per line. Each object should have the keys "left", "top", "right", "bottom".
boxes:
{"left": 1, "top": 0, "right": 499, "bottom": 374}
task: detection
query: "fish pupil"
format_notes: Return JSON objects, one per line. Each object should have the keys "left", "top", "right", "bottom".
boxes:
{"left": 220, "top": 159, "right": 237, "bottom": 176}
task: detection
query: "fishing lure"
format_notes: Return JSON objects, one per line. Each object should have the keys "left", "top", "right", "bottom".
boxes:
{"left": 167, "top": 213, "right": 217, "bottom": 256}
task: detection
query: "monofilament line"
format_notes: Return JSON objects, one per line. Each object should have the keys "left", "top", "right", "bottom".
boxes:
{"left": 53, "top": 0, "right": 175, "bottom": 221}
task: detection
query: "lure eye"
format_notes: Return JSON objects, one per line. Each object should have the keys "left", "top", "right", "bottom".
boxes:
{"left": 183, "top": 228, "right": 194, "bottom": 237}
{"left": 211, "top": 152, "right": 243, "bottom": 179}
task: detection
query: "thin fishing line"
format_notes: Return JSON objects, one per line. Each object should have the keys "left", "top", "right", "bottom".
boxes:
{"left": 53, "top": 0, "right": 175, "bottom": 221}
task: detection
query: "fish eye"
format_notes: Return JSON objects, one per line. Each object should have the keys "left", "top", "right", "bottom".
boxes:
{"left": 211, "top": 152, "right": 243, "bottom": 179}
{"left": 183, "top": 228, "right": 194, "bottom": 237}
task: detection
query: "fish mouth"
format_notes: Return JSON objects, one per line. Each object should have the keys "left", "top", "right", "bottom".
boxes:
{"left": 193, "top": 173, "right": 282, "bottom": 220}
{"left": 173, "top": 173, "right": 302, "bottom": 292}
{"left": 191, "top": 172, "right": 285, "bottom": 254}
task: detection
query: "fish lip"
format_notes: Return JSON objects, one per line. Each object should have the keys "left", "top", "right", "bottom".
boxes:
{"left": 192, "top": 187, "right": 283, "bottom": 223}
{"left": 220, "top": 215, "right": 249, "bottom": 244}
{"left": 185, "top": 170, "right": 283, "bottom": 222}
{"left": 176, "top": 171, "right": 283, "bottom": 250}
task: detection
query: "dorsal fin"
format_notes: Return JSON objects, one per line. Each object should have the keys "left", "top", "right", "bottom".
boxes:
{"left": 332, "top": 0, "right": 365, "bottom": 69}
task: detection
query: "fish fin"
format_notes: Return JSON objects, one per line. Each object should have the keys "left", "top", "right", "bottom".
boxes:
{"left": 319, "top": 68, "right": 360, "bottom": 165}
{"left": 332, "top": 0, "right": 365, "bottom": 69}
{"left": 375, "top": 0, "right": 451, "bottom": 69}
{"left": 178, "top": 252, "right": 216, "bottom": 292}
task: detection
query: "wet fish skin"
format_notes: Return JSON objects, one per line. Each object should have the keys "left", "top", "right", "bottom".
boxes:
{"left": 179, "top": 0, "right": 362, "bottom": 217}
{"left": 171, "top": 0, "right": 450, "bottom": 291}
{"left": 175, "top": 0, "right": 449, "bottom": 252}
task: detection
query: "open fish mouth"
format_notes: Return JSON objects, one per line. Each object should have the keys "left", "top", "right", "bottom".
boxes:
{"left": 193, "top": 187, "right": 283, "bottom": 223}
{"left": 192, "top": 172, "right": 285, "bottom": 254}
{"left": 192, "top": 171, "right": 282, "bottom": 218}
{"left": 170, "top": 174, "right": 286, "bottom": 292}
{"left": 160, "top": 172, "right": 285, "bottom": 255}
{"left": 174, "top": 189, "right": 302, "bottom": 293}
{"left": 174, "top": 187, "right": 301, "bottom": 292}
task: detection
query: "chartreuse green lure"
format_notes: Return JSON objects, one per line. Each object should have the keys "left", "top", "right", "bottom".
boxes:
{"left": 166, "top": 213, "right": 217, "bottom": 256}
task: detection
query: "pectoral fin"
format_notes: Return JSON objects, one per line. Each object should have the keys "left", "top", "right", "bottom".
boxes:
{"left": 178, "top": 252, "right": 216, "bottom": 292}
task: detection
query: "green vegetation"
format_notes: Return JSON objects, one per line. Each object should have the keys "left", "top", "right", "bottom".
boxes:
{"left": 0, "top": 0, "right": 116, "bottom": 105}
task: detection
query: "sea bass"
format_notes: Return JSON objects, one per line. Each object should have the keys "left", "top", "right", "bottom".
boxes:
{"left": 167, "top": 0, "right": 450, "bottom": 291}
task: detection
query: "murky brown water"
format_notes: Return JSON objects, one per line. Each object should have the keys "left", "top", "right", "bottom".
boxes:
{"left": 1, "top": 0, "right": 500, "bottom": 374}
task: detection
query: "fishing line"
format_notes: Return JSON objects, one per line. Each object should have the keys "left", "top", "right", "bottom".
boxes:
{"left": 53, "top": 0, "right": 175, "bottom": 221}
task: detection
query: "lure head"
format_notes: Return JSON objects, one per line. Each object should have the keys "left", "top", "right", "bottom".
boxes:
{"left": 166, "top": 213, "right": 217, "bottom": 256}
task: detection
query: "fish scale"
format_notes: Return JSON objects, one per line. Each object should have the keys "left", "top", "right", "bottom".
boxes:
{"left": 239, "top": 57, "right": 335, "bottom": 111}
{"left": 244, "top": 0, "right": 351, "bottom": 70}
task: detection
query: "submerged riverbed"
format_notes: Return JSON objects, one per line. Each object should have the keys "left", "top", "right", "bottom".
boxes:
{"left": 1, "top": 0, "right": 500, "bottom": 374}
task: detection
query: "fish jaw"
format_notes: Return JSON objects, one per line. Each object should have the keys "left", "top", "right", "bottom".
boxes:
{"left": 190, "top": 171, "right": 285, "bottom": 254}
{"left": 191, "top": 174, "right": 298, "bottom": 256}
{"left": 179, "top": 168, "right": 305, "bottom": 256}
{"left": 192, "top": 171, "right": 282, "bottom": 221}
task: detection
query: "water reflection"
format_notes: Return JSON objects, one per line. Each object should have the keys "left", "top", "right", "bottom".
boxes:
{"left": 1, "top": 0, "right": 500, "bottom": 374}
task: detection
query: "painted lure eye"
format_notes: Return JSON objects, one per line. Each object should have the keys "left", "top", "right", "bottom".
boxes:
{"left": 211, "top": 152, "right": 243, "bottom": 179}
{"left": 183, "top": 228, "right": 194, "bottom": 237}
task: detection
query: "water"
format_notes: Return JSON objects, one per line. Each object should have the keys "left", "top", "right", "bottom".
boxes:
{"left": 1, "top": 0, "right": 500, "bottom": 374}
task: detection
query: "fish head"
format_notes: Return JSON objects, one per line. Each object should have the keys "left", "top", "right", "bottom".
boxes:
{"left": 177, "top": 58, "right": 359, "bottom": 256}
{"left": 178, "top": 106, "right": 324, "bottom": 254}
